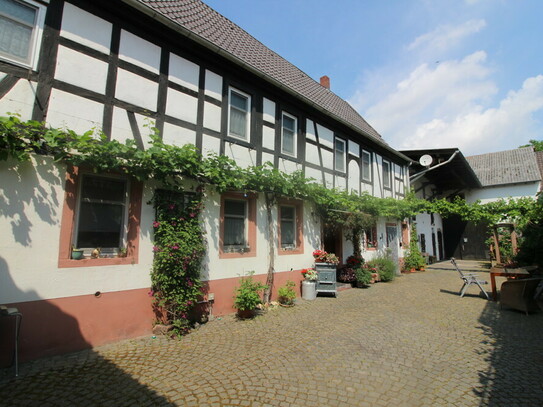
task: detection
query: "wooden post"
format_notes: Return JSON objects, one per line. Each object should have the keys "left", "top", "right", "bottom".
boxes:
{"left": 492, "top": 226, "right": 501, "bottom": 264}
{"left": 510, "top": 225, "right": 518, "bottom": 255}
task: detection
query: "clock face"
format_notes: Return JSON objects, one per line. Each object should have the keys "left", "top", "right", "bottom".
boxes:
{"left": 419, "top": 154, "right": 433, "bottom": 167}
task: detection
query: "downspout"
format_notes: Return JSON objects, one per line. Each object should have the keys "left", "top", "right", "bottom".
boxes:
{"left": 409, "top": 150, "right": 460, "bottom": 184}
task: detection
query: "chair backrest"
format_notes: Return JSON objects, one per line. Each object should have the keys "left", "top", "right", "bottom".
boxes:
{"left": 450, "top": 257, "right": 466, "bottom": 278}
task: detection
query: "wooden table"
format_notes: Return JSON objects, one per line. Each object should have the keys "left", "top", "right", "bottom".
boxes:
{"left": 489, "top": 268, "right": 531, "bottom": 301}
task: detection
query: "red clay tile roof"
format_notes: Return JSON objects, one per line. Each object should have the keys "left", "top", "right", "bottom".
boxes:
{"left": 135, "top": 0, "right": 386, "bottom": 145}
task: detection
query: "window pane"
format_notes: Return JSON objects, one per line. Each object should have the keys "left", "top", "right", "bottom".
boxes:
{"left": 282, "top": 128, "right": 294, "bottom": 154}
{"left": 283, "top": 115, "right": 295, "bottom": 131}
{"left": 81, "top": 176, "right": 126, "bottom": 202}
{"left": 383, "top": 161, "right": 391, "bottom": 187}
{"left": 0, "top": 0, "right": 36, "bottom": 25}
{"left": 225, "top": 200, "right": 245, "bottom": 217}
{"left": 281, "top": 220, "right": 295, "bottom": 246}
{"left": 229, "top": 106, "right": 246, "bottom": 138}
{"left": 335, "top": 139, "right": 345, "bottom": 171}
{"left": 281, "top": 206, "right": 294, "bottom": 220}
{"left": 224, "top": 217, "right": 245, "bottom": 246}
{"left": 0, "top": 15, "right": 32, "bottom": 60}
{"left": 77, "top": 202, "right": 123, "bottom": 248}
{"left": 362, "top": 151, "right": 371, "bottom": 180}
{"left": 230, "top": 91, "right": 247, "bottom": 111}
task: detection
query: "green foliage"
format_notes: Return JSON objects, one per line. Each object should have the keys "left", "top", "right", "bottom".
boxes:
{"left": 150, "top": 189, "right": 206, "bottom": 336}
{"left": 354, "top": 266, "right": 373, "bottom": 286}
{"left": 233, "top": 272, "right": 268, "bottom": 311}
{"left": 519, "top": 139, "right": 543, "bottom": 152}
{"left": 367, "top": 251, "right": 396, "bottom": 282}
{"left": 403, "top": 224, "right": 426, "bottom": 270}
{"left": 277, "top": 280, "right": 297, "bottom": 305}
{"left": 515, "top": 193, "right": 543, "bottom": 267}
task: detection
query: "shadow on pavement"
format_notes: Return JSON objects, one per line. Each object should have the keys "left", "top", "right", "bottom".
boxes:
{"left": 475, "top": 301, "right": 543, "bottom": 406}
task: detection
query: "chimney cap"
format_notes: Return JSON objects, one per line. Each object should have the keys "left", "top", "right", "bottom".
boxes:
{"left": 320, "top": 75, "right": 330, "bottom": 89}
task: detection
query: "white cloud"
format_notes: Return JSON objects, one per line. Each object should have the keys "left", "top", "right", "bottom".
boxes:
{"left": 350, "top": 50, "right": 543, "bottom": 156}
{"left": 407, "top": 19, "right": 487, "bottom": 54}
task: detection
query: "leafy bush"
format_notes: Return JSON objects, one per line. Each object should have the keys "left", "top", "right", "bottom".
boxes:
{"left": 346, "top": 253, "right": 364, "bottom": 268}
{"left": 233, "top": 272, "right": 267, "bottom": 311}
{"left": 355, "top": 267, "right": 372, "bottom": 286}
{"left": 367, "top": 251, "right": 396, "bottom": 282}
{"left": 403, "top": 224, "right": 426, "bottom": 271}
{"left": 277, "top": 280, "right": 297, "bottom": 305}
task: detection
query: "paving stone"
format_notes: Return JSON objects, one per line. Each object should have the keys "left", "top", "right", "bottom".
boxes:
{"left": 1, "top": 260, "right": 542, "bottom": 406}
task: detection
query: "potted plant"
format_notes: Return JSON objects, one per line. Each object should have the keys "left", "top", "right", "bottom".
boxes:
{"left": 301, "top": 268, "right": 318, "bottom": 300}
{"left": 118, "top": 247, "right": 128, "bottom": 258}
{"left": 71, "top": 246, "right": 84, "bottom": 260}
{"left": 355, "top": 266, "right": 373, "bottom": 288}
{"left": 277, "top": 280, "right": 296, "bottom": 306}
{"left": 403, "top": 225, "right": 426, "bottom": 272}
{"left": 233, "top": 272, "right": 267, "bottom": 318}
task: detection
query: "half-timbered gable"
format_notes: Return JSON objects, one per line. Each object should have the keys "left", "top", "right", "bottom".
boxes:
{"left": 0, "top": 0, "right": 411, "bottom": 361}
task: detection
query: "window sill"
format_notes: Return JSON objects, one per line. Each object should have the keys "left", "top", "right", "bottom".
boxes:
{"left": 278, "top": 247, "right": 303, "bottom": 255}
{"left": 58, "top": 256, "right": 137, "bottom": 268}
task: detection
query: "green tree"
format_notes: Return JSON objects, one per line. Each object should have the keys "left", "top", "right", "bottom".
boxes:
{"left": 519, "top": 139, "right": 543, "bottom": 151}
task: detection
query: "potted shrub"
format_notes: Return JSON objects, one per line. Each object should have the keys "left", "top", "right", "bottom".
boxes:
{"left": 403, "top": 225, "right": 426, "bottom": 272}
{"left": 368, "top": 251, "right": 397, "bottom": 282}
{"left": 233, "top": 272, "right": 267, "bottom": 318}
{"left": 277, "top": 280, "right": 296, "bottom": 306}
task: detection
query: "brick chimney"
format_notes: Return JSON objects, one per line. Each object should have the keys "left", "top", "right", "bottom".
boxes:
{"left": 320, "top": 75, "right": 330, "bottom": 89}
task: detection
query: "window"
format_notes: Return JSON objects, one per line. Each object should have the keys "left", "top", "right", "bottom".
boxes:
{"left": 382, "top": 159, "right": 391, "bottom": 189}
{"left": 365, "top": 226, "right": 377, "bottom": 249}
{"left": 334, "top": 137, "right": 346, "bottom": 172}
{"left": 281, "top": 112, "right": 297, "bottom": 156}
{"left": 220, "top": 193, "right": 256, "bottom": 258}
{"left": 362, "top": 150, "right": 372, "bottom": 182}
{"left": 228, "top": 87, "right": 251, "bottom": 140}
{"left": 58, "top": 166, "right": 143, "bottom": 268}
{"left": 75, "top": 175, "right": 128, "bottom": 251}
{"left": 0, "top": 0, "right": 41, "bottom": 66}
{"left": 278, "top": 200, "right": 303, "bottom": 255}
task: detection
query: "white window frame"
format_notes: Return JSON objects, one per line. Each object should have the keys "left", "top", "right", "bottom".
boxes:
{"left": 0, "top": 0, "right": 46, "bottom": 69}
{"left": 223, "top": 198, "right": 248, "bottom": 251}
{"left": 334, "top": 137, "right": 346, "bottom": 172}
{"left": 281, "top": 111, "right": 297, "bottom": 157}
{"left": 280, "top": 204, "right": 296, "bottom": 250}
{"left": 228, "top": 87, "right": 251, "bottom": 141}
{"left": 73, "top": 173, "right": 130, "bottom": 256}
{"left": 382, "top": 159, "right": 392, "bottom": 189}
{"left": 362, "top": 150, "right": 372, "bottom": 182}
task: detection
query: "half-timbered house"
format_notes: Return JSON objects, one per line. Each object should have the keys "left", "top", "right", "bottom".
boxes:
{"left": 0, "top": 0, "right": 410, "bottom": 360}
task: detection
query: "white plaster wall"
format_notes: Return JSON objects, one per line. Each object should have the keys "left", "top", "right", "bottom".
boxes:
{"left": 324, "top": 172, "right": 333, "bottom": 189}
{"left": 110, "top": 107, "right": 154, "bottom": 148}
{"left": 415, "top": 213, "right": 444, "bottom": 259}
{"left": 278, "top": 158, "right": 300, "bottom": 174}
{"left": 306, "top": 119, "right": 316, "bottom": 141}
{"left": 305, "top": 167, "right": 323, "bottom": 185}
{"left": 169, "top": 53, "right": 199, "bottom": 92}
{"left": 348, "top": 160, "right": 360, "bottom": 194}
{"left": 47, "top": 89, "right": 103, "bottom": 135}
{"left": 321, "top": 149, "right": 333, "bottom": 169}
{"left": 55, "top": 46, "right": 108, "bottom": 94}
{"left": 166, "top": 88, "right": 198, "bottom": 124}
{"left": 305, "top": 143, "right": 320, "bottom": 166}
{"left": 226, "top": 143, "right": 256, "bottom": 168}
{"left": 60, "top": 3, "right": 112, "bottom": 55}
{"left": 465, "top": 182, "right": 540, "bottom": 204}
{"left": 335, "top": 175, "right": 347, "bottom": 191}
{"left": 0, "top": 157, "right": 154, "bottom": 303}
{"left": 361, "top": 182, "right": 373, "bottom": 195}
{"left": 204, "top": 70, "right": 222, "bottom": 101}
{"left": 262, "top": 126, "right": 275, "bottom": 150}
{"left": 317, "top": 124, "right": 333, "bottom": 148}
{"left": 202, "top": 193, "right": 320, "bottom": 281}
{"left": 202, "top": 134, "right": 221, "bottom": 156}
{"left": 262, "top": 98, "right": 275, "bottom": 123}
{"left": 203, "top": 102, "right": 222, "bottom": 133}
{"left": 119, "top": 30, "right": 160, "bottom": 74}
{"left": 162, "top": 122, "right": 196, "bottom": 147}
{"left": 115, "top": 68, "right": 158, "bottom": 112}
{"left": 373, "top": 154, "right": 384, "bottom": 198}
{"left": 0, "top": 79, "right": 36, "bottom": 119}
{"left": 348, "top": 140, "right": 360, "bottom": 157}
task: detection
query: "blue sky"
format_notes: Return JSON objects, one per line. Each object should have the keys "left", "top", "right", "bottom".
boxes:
{"left": 202, "top": 0, "right": 543, "bottom": 156}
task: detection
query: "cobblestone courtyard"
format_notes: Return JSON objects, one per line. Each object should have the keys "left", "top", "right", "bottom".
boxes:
{"left": 2, "top": 260, "right": 542, "bottom": 406}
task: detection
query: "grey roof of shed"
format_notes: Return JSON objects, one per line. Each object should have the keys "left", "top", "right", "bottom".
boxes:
{"left": 466, "top": 147, "right": 542, "bottom": 187}
{"left": 133, "top": 0, "right": 390, "bottom": 149}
